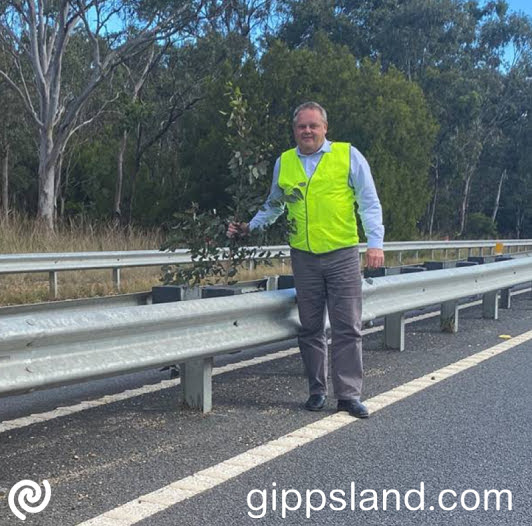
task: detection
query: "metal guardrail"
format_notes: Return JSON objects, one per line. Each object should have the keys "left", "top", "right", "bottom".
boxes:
{"left": 0, "top": 292, "right": 150, "bottom": 318}
{"left": 0, "top": 279, "right": 270, "bottom": 319}
{"left": 1, "top": 239, "right": 532, "bottom": 298}
{"left": 0, "top": 246, "right": 288, "bottom": 298}
{"left": 1, "top": 256, "right": 531, "bottom": 411}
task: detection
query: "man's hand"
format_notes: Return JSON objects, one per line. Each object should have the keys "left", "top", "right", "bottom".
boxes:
{"left": 227, "top": 221, "right": 250, "bottom": 238}
{"left": 365, "top": 248, "right": 385, "bottom": 269}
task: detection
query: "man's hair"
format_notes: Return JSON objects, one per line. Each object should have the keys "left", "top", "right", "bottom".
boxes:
{"left": 293, "top": 101, "right": 328, "bottom": 126}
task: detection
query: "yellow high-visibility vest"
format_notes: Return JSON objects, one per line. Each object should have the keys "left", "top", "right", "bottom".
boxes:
{"left": 278, "top": 142, "right": 359, "bottom": 254}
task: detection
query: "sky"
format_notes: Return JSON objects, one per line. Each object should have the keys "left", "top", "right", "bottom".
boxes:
{"left": 506, "top": 0, "right": 532, "bottom": 18}
{"left": 500, "top": 1, "right": 532, "bottom": 65}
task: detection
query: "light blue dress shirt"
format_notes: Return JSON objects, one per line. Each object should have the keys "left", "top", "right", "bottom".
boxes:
{"left": 249, "top": 139, "right": 385, "bottom": 248}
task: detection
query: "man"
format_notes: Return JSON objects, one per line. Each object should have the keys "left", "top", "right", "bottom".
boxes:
{"left": 228, "top": 101, "right": 384, "bottom": 418}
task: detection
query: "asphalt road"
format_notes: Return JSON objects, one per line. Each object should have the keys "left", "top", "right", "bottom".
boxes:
{"left": 0, "top": 293, "right": 530, "bottom": 526}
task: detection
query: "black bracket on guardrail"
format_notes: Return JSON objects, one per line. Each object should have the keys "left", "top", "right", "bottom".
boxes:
{"left": 400, "top": 266, "right": 427, "bottom": 274}
{"left": 456, "top": 261, "right": 478, "bottom": 267}
{"left": 423, "top": 261, "right": 457, "bottom": 270}
{"left": 363, "top": 266, "right": 401, "bottom": 278}
{"left": 467, "top": 255, "right": 497, "bottom": 264}
{"left": 152, "top": 285, "right": 201, "bottom": 303}
{"left": 277, "top": 275, "right": 295, "bottom": 289}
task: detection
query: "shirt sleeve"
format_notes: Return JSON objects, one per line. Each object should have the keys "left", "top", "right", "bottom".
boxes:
{"left": 249, "top": 158, "right": 285, "bottom": 231}
{"left": 349, "top": 146, "right": 385, "bottom": 248}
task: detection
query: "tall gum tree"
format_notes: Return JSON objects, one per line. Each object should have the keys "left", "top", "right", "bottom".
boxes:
{"left": 0, "top": 0, "right": 215, "bottom": 229}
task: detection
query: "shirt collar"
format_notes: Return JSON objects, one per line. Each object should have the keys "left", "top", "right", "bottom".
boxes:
{"left": 296, "top": 139, "right": 332, "bottom": 157}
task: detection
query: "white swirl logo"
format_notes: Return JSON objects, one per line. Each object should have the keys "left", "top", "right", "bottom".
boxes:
{"left": 8, "top": 479, "right": 51, "bottom": 521}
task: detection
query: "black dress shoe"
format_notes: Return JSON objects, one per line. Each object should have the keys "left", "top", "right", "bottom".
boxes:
{"left": 337, "top": 399, "right": 369, "bottom": 418}
{"left": 304, "top": 394, "right": 327, "bottom": 411}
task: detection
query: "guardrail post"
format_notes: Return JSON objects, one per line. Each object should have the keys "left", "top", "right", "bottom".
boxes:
{"left": 468, "top": 248, "right": 472, "bottom": 258}
{"left": 266, "top": 275, "right": 279, "bottom": 291}
{"left": 112, "top": 268, "right": 121, "bottom": 291}
{"left": 500, "top": 288, "right": 511, "bottom": 309}
{"left": 440, "top": 300, "right": 459, "bottom": 333}
{"left": 49, "top": 271, "right": 58, "bottom": 299}
{"left": 482, "top": 291, "right": 499, "bottom": 319}
{"left": 181, "top": 357, "right": 213, "bottom": 413}
{"left": 384, "top": 312, "right": 405, "bottom": 351}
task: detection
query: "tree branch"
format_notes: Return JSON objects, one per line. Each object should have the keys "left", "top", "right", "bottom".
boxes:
{"left": 57, "top": 92, "right": 120, "bottom": 160}
{"left": 0, "top": 69, "right": 43, "bottom": 126}
{"left": 26, "top": 0, "right": 47, "bottom": 94}
{"left": 140, "top": 92, "right": 204, "bottom": 156}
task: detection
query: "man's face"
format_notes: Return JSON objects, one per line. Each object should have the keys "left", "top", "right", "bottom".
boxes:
{"left": 293, "top": 108, "right": 328, "bottom": 155}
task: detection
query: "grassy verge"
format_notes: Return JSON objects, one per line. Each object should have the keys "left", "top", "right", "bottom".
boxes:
{"left": 0, "top": 215, "right": 165, "bottom": 306}
{"left": 1, "top": 215, "right": 475, "bottom": 307}
{"left": 0, "top": 214, "right": 164, "bottom": 253}
{"left": 0, "top": 216, "right": 295, "bottom": 305}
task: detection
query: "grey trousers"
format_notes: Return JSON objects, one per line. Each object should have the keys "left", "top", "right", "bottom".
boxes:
{"left": 291, "top": 246, "right": 363, "bottom": 400}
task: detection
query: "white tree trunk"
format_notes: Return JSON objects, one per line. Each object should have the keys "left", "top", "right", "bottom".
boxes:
{"left": 491, "top": 169, "right": 507, "bottom": 222}
{"left": 0, "top": 1, "right": 194, "bottom": 229}
{"left": 54, "top": 151, "right": 64, "bottom": 219}
{"left": 2, "top": 145, "right": 8, "bottom": 219}
{"left": 428, "top": 186, "right": 437, "bottom": 237}
{"left": 458, "top": 169, "right": 473, "bottom": 236}
{"left": 114, "top": 129, "right": 128, "bottom": 220}
{"left": 516, "top": 209, "right": 523, "bottom": 239}
{"left": 38, "top": 168, "right": 56, "bottom": 229}
{"left": 37, "top": 129, "right": 57, "bottom": 229}
{"left": 428, "top": 160, "right": 439, "bottom": 237}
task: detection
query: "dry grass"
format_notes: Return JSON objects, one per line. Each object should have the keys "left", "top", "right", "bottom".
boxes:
{"left": 0, "top": 268, "right": 165, "bottom": 305}
{"left": 0, "top": 214, "right": 479, "bottom": 307}
{"left": 234, "top": 259, "right": 293, "bottom": 281}
{"left": 0, "top": 213, "right": 164, "bottom": 253}
{"left": 0, "top": 214, "right": 165, "bottom": 306}
{"left": 0, "top": 215, "right": 294, "bottom": 306}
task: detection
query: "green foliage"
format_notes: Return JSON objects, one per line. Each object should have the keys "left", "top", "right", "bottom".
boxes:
{"left": 66, "top": 135, "right": 118, "bottom": 218}
{"left": 463, "top": 213, "right": 498, "bottom": 239}
{"left": 2, "top": 1, "right": 532, "bottom": 240}
{"left": 258, "top": 36, "right": 438, "bottom": 239}
{"left": 161, "top": 83, "right": 278, "bottom": 286}
{"left": 224, "top": 83, "right": 273, "bottom": 221}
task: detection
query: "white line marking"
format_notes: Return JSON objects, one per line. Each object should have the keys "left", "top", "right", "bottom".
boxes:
{"left": 77, "top": 328, "right": 532, "bottom": 526}
{"left": 0, "top": 350, "right": 298, "bottom": 434}
{"left": 0, "top": 288, "right": 529, "bottom": 434}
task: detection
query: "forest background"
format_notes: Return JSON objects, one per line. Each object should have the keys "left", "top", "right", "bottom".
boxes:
{"left": 1, "top": 0, "right": 532, "bottom": 245}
